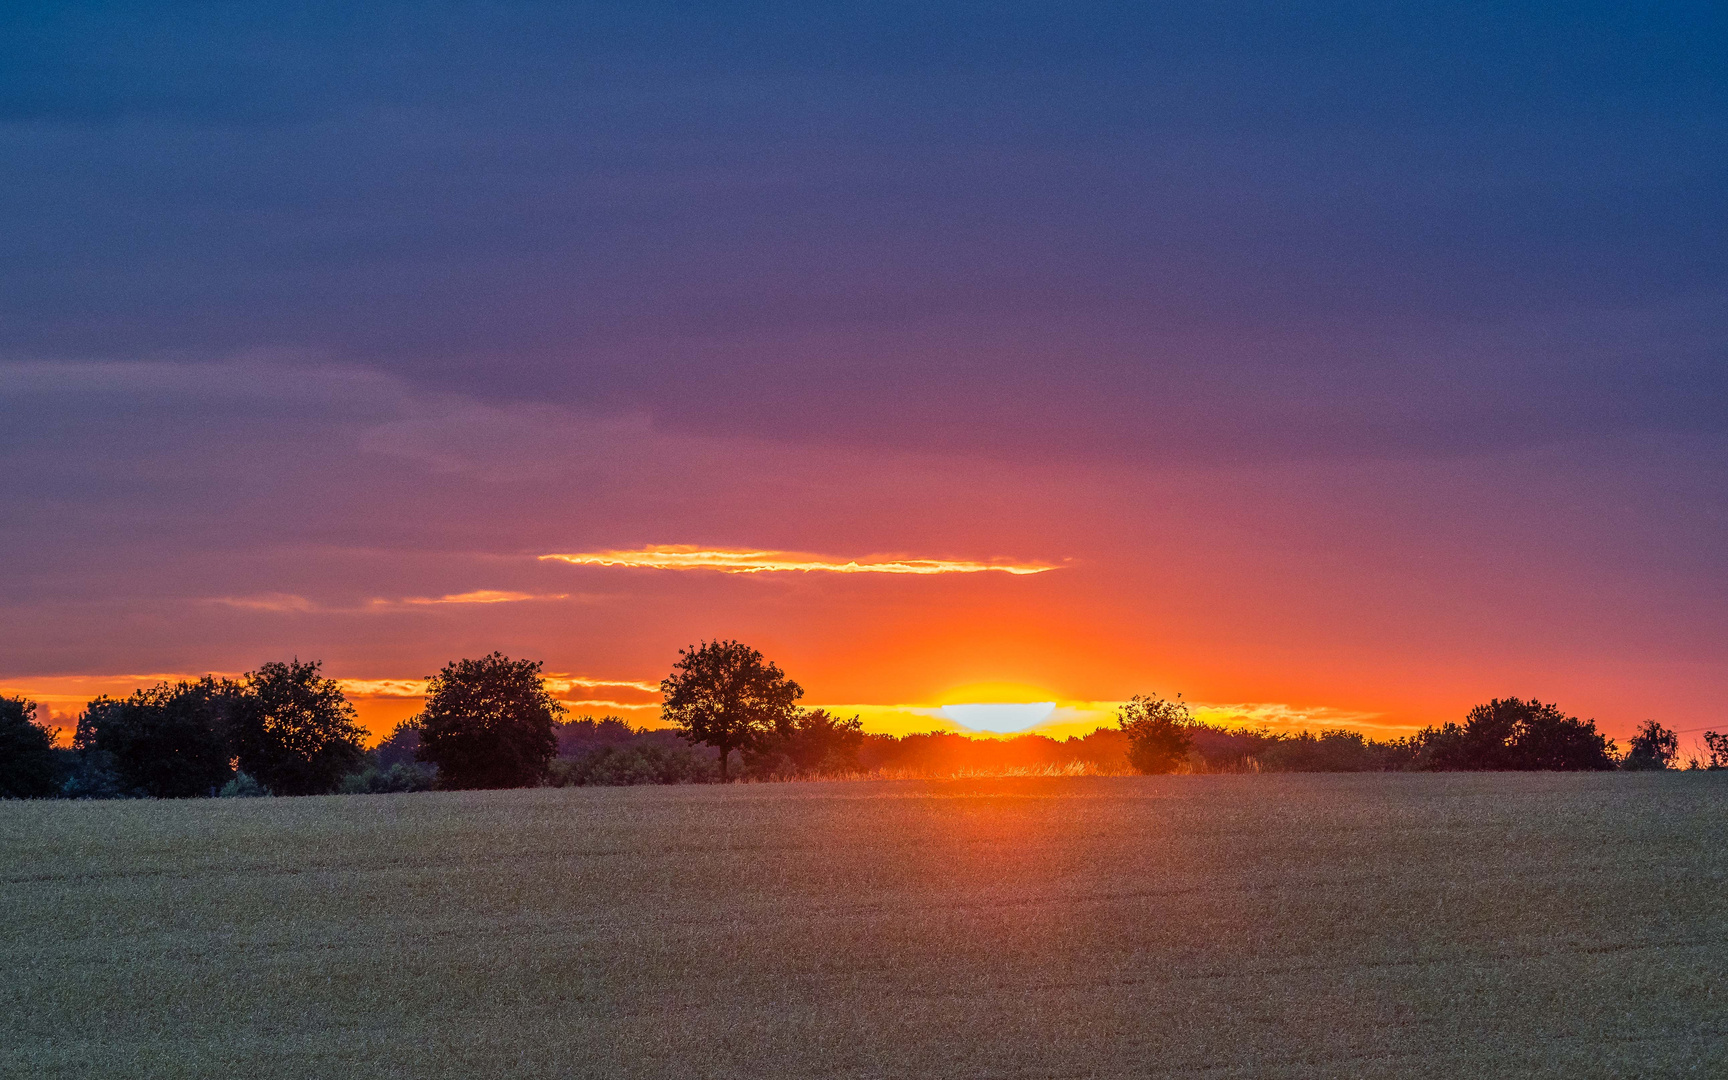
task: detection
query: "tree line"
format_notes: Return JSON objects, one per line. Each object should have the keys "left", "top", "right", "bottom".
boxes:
{"left": 1114, "top": 693, "right": 1710, "bottom": 774}
{"left": 3, "top": 640, "right": 1724, "bottom": 798}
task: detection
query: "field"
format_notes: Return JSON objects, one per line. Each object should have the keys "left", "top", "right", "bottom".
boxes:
{"left": 3, "top": 774, "right": 1725, "bottom": 1078}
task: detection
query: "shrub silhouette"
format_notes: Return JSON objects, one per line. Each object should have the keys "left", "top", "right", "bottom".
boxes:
{"left": 1622, "top": 721, "right": 1678, "bottom": 771}
{"left": 549, "top": 744, "right": 715, "bottom": 786}
{"left": 1118, "top": 694, "right": 1194, "bottom": 774}
{"left": 1259, "top": 729, "right": 1379, "bottom": 772}
{"left": 743, "top": 708, "right": 866, "bottom": 778}
{"left": 416, "top": 653, "right": 564, "bottom": 789}
{"left": 339, "top": 761, "right": 437, "bottom": 794}
{"left": 1418, "top": 698, "right": 1617, "bottom": 771}
{"left": 218, "top": 772, "right": 271, "bottom": 798}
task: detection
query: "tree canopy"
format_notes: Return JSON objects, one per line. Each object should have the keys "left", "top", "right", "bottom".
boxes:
{"left": 0, "top": 696, "right": 63, "bottom": 799}
{"left": 1422, "top": 698, "right": 1618, "bottom": 771}
{"left": 660, "top": 640, "right": 802, "bottom": 781}
{"left": 231, "top": 659, "right": 367, "bottom": 795}
{"left": 75, "top": 678, "right": 239, "bottom": 798}
{"left": 415, "top": 653, "right": 564, "bottom": 789}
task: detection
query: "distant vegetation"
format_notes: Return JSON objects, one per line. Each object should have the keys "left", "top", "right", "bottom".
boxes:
{"left": 2, "top": 643, "right": 1723, "bottom": 798}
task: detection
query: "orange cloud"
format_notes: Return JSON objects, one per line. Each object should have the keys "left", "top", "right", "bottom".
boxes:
{"left": 540, "top": 545, "right": 1058, "bottom": 575}
{"left": 207, "top": 593, "right": 319, "bottom": 613}
{"left": 393, "top": 590, "right": 568, "bottom": 606}
{"left": 207, "top": 591, "right": 568, "bottom": 613}
{"left": 542, "top": 675, "right": 662, "bottom": 695}
{"left": 335, "top": 679, "right": 430, "bottom": 698}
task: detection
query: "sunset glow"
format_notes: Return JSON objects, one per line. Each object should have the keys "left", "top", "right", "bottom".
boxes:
{"left": 3, "top": 1, "right": 1721, "bottom": 773}
{"left": 540, "top": 546, "right": 1058, "bottom": 575}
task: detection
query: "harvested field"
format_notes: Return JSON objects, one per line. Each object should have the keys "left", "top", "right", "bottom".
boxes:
{"left": 3, "top": 773, "right": 1725, "bottom": 1078}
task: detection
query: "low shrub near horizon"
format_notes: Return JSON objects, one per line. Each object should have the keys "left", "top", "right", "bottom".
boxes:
{"left": 549, "top": 743, "right": 717, "bottom": 787}
{"left": 339, "top": 761, "right": 438, "bottom": 794}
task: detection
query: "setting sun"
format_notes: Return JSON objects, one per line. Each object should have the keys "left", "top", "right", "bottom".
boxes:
{"left": 938, "top": 701, "right": 1057, "bottom": 733}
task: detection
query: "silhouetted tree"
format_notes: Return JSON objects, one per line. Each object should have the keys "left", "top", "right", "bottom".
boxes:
{"left": 76, "top": 678, "right": 239, "bottom": 797}
{"left": 0, "top": 696, "right": 63, "bottom": 798}
{"left": 1703, "top": 731, "right": 1728, "bottom": 770}
{"left": 660, "top": 640, "right": 802, "bottom": 781}
{"left": 1622, "top": 720, "right": 1678, "bottom": 771}
{"left": 229, "top": 659, "right": 367, "bottom": 795}
{"left": 416, "top": 653, "right": 564, "bottom": 788}
{"left": 1422, "top": 698, "right": 1617, "bottom": 771}
{"left": 1119, "top": 693, "right": 1194, "bottom": 774}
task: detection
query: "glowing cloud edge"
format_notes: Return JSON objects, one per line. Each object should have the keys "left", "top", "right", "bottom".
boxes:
{"left": 539, "top": 545, "right": 1058, "bottom": 575}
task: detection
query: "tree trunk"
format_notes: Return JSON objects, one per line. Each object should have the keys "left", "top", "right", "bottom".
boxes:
{"left": 717, "top": 743, "right": 729, "bottom": 782}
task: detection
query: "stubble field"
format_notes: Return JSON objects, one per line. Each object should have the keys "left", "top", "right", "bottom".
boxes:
{"left": 3, "top": 773, "right": 1725, "bottom": 1078}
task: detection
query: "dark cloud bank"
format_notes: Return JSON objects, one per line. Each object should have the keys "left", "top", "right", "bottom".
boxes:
{"left": 1, "top": 1, "right": 1723, "bottom": 461}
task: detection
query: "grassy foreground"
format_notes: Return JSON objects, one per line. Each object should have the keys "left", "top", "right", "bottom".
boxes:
{"left": 3, "top": 774, "right": 1724, "bottom": 1078}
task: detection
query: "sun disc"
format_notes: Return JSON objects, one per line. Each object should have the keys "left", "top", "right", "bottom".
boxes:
{"left": 938, "top": 702, "right": 1057, "bottom": 734}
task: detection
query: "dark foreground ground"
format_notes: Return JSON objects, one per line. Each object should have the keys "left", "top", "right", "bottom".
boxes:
{"left": 3, "top": 774, "right": 1724, "bottom": 1078}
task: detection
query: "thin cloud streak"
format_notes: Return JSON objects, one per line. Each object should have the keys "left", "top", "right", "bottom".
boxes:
{"left": 544, "top": 676, "right": 662, "bottom": 695}
{"left": 206, "top": 591, "right": 569, "bottom": 614}
{"left": 337, "top": 676, "right": 660, "bottom": 700}
{"left": 394, "top": 590, "right": 569, "bottom": 606}
{"left": 540, "top": 545, "right": 1058, "bottom": 576}
{"left": 206, "top": 593, "right": 319, "bottom": 613}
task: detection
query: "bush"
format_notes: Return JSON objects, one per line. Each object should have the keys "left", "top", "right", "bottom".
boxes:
{"left": 60, "top": 749, "right": 125, "bottom": 799}
{"left": 743, "top": 708, "right": 866, "bottom": 779}
{"left": 218, "top": 772, "right": 271, "bottom": 797}
{"left": 1119, "top": 694, "right": 1194, "bottom": 774}
{"left": 339, "top": 761, "right": 438, "bottom": 794}
{"left": 1259, "top": 730, "right": 1379, "bottom": 772}
{"left": 1417, "top": 699, "right": 1617, "bottom": 771}
{"left": 1622, "top": 721, "right": 1678, "bottom": 771}
{"left": 548, "top": 744, "right": 716, "bottom": 786}
{"left": 849, "top": 728, "right": 1130, "bottom": 776}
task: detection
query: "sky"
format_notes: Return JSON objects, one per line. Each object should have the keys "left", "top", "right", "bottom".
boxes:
{"left": 3, "top": 1, "right": 1725, "bottom": 744}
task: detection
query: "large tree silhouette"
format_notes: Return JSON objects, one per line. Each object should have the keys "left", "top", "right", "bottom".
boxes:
{"left": 416, "top": 653, "right": 565, "bottom": 789}
{"left": 660, "top": 640, "right": 802, "bottom": 781}
{"left": 76, "top": 678, "right": 238, "bottom": 797}
{"left": 231, "top": 659, "right": 367, "bottom": 795}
